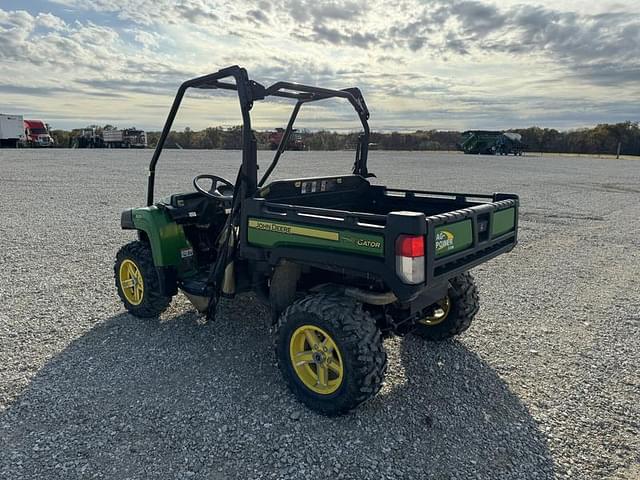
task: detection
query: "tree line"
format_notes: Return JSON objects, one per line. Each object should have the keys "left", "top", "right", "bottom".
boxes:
{"left": 50, "top": 121, "right": 639, "bottom": 155}
{"left": 141, "top": 128, "right": 496, "bottom": 151}
{"left": 511, "top": 122, "right": 640, "bottom": 155}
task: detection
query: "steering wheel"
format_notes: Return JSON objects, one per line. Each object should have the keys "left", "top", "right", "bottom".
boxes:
{"left": 193, "top": 174, "right": 234, "bottom": 201}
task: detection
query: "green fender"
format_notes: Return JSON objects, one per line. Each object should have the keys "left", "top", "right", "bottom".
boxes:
{"left": 129, "top": 206, "right": 191, "bottom": 267}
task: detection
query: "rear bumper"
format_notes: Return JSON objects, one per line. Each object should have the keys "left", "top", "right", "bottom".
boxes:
{"left": 380, "top": 194, "right": 518, "bottom": 301}
{"left": 425, "top": 195, "right": 519, "bottom": 284}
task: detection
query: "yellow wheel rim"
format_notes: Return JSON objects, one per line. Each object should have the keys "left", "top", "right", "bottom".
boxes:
{"left": 419, "top": 296, "right": 451, "bottom": 326}
{"left": 119, "top": 259, "right": 144, "bottom": 306}
{"left": 289, "top": 325, "right": 344, "bottom": 395}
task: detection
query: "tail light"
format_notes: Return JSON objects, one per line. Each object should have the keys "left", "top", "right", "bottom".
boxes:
{"left": 395, "top": 234, "right": 425, "bottom": 284}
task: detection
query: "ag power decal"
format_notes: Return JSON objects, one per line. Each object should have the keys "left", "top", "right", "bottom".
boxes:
{"left": 434, "top": 220, "right": 473, "bottom": 257}
{"left": 247, "top": 218, "right": 384, "bottom": 256}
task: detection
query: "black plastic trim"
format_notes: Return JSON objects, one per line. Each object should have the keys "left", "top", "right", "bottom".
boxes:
{"left": 156, "top": 267, "right": 178, "bottom": 296}
{"left": 121, "top": 209, "right": 135, "bottom": 229}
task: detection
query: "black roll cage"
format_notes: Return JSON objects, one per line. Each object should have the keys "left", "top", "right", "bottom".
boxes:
{"left": 147, "top": 65, "right": 371, "bottom": 206}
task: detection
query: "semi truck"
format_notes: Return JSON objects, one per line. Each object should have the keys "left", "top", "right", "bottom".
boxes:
{"left": 103, "top": 128, "right": 147, "bottom": 148}
{"left": 24, "top": 119, "right": 54, "bottom": 147}
{"left": 0, "top": 114, "right": 24, "bottom": 148}
{"left": 495, "top": 132, "right": 525, "bottom": 156}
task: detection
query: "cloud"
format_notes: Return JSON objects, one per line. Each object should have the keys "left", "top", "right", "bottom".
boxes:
{"left": 295, "top": 23, "right": 379, "bottom": 47}
{"left": 380, "top": 1, "right": 640, "bottom": 84}
{"left": 569, "top": 63, "right": 640, "bottom": 86}
{"left": 284, "top": 0, "right": 364, "bottom": 23}
{"left": 450, "top": 1, "right": 506, "bottom": 38}
{"left": 36, "top": 12, "right": 67, "bottom": 30}
{"left": 50, "top": 0, "right": 220, "bottom": 26}
{"left": 45, "top": 0, "right": 639, "bottom": 81}
{"left": 0, "top": 84, "right": 70, "bottom": 95}
{"left": 247, "top": 9, "right": 269, "bottom": 25}
{"left": 495, "top": 6, "right": 640, "bottom": 85}
{"left": 176, "top": 2, "right": 219, "bottom": 25}
{"left": 76, "top": 77, "right": 181, "bottom": 96}
{"left": 131, "top": 29, "right": 161, "bottom": 49}
{"left": 1, "top": 2, "right": 638, "bottom": 131}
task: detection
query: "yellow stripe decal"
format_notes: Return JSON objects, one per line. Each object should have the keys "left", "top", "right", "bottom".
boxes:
{"left": 248, "top": 219, "right": 339, "bottom": 241}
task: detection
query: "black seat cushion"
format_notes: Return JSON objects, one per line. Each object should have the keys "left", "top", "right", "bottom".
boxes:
{"left": 160, "top": 192, "right": 224, "bottom": 225}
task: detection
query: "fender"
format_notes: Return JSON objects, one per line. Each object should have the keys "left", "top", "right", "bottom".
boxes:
{"left": 121, "top": 206, "right": 191, "bottom": 267}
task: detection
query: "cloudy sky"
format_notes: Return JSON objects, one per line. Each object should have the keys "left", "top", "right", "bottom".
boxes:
{"left": 0, "top": 0, "right": 638, "bottom": 131}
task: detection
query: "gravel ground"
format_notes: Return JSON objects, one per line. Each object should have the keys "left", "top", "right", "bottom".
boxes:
{"left": 0, "top": 149, "right": 638, "bottom": 480}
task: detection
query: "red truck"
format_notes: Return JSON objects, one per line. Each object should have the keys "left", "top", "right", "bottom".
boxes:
{"left": 268, "top": 128, "right": 305, "bottom": 150}
{"left": 24, "top": 119, "right": 54, "bottom": 147}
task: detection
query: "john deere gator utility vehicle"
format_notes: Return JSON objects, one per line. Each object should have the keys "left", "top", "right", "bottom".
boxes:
{"left": 115, "top": 66, "right": 519, "bottom": 415}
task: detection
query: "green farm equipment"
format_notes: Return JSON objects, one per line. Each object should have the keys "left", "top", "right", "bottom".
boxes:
{"left": 114, "top": 66, "right": 519, "bottom": 414}
{"left": 462, "top": 130, "right": 525, "bottom": 155}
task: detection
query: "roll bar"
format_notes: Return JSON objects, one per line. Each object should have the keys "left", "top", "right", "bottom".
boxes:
{"left": 146, "top": 65, "right": 370, "bottom": 206}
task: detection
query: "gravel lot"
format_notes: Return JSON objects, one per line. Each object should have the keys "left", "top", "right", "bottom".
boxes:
{"left": 1, "top": 149, "right": 638, "bottom": 479}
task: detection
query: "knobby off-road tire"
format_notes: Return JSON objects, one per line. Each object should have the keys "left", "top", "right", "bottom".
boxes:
{"left": 412, "top": 272, "right": 480, "bottom": 341}
{"left": 114, "top": 241, "right": 172, "bottom": 318}
{"left": 275, "top": 294, "right": 387, "bottom": 415}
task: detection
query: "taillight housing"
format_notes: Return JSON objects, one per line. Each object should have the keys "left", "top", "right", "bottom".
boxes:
{"left": 395, "top": 234, "right": 425, "bottom": 284}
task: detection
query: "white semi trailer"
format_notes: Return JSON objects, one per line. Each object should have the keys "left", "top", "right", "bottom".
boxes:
{"left": 0, "top": 114, "right": 24, "bottom": 148}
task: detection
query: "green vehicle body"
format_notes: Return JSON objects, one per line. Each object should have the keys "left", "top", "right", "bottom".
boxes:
{"left": 115, "top": 65, "right": 521, "bottom": 415}
{"left": 492, "top": 207, "right": 516, "bottom": 236}
{"left": 112, "top": 65, "right": 521, "bottom": 332}
{"left": 128, "top": 206, "right": 389, "bottom": 273}
{"left": 127, "top": 199, "right": 517, "bottom": 285}
{"left": 247, "top": 218, "right": 385, "bottom": 257}
{"left": 129, "top": 206, "right": 191, "bottom": 267}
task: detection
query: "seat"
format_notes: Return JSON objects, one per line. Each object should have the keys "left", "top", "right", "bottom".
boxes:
{"left": 160, "top": 192, "right": 223, "bottom": 225}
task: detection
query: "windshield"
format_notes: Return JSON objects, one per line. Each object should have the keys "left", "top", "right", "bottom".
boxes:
{"left": 30, "top": 128, "right": 47, "bottom": 135}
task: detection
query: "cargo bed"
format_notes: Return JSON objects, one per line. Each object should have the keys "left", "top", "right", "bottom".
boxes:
{"left": 242, "top": 175, "right": 518, "bottom": 302}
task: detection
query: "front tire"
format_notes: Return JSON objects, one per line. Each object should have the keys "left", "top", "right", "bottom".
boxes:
{"left": 114, "top": 241, "right": 172, "bottom": 318}
{"left": 412, "top": 272, "right": 480, "bottom": 341}
{"left": 275, "top": 294, "right": 387, "bottom": 415}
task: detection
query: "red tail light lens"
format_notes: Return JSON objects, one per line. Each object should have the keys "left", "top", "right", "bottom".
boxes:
{"left": 396, "top": 235, "right": 425, "bottom": 257}
{"left": 395, "top": 235, "right": 425, "bottom": 284}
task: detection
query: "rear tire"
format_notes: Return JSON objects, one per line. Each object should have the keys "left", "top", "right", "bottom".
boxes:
{"left": 412, "top": 272, "right": 479, "bottom": 341}
{"left": 275, "top": 294, "right": 387, "bottom": 415}
{"left": 114, "top": 241, "right": 172, "bottom": 318}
